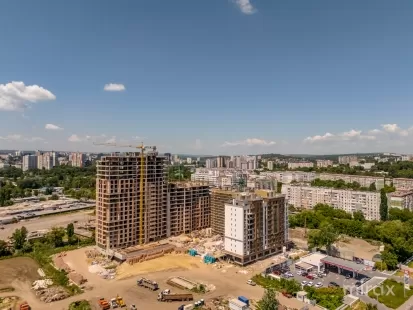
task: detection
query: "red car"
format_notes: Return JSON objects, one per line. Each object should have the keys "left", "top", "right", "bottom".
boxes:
{"left": 306, "top": 275, "right": 315, "bottom": 280}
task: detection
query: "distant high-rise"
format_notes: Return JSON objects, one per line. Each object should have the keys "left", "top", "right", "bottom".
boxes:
{"left": 70, "top": 152, "right": 86, "bottom": 167}
{"left": 22, "top": 155, "right": 37, "bottom": 171}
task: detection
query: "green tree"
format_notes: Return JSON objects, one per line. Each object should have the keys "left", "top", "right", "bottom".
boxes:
{"left": 366, "top": 304, "right": 378, "bottom": 310}
{"left": 369, "top": 182, "right": 376, "bottom": 191}
{"left": 12, "top": 227, "right": 28, "bottom": 250}
{"left": 22, "top": 241, "right": 33, "bottom": 253}
{"left": 255, "top": 288, "right": 278, "bottom": 310}
{"left": 67, "top": 223, "right": 75, "bottom": 243}
{"left": 353, "top": 211, "right": 365, "bottom": 222}
{"left": 49, "top": 194, "right": 59, "bottom": 200}
{"left": 33, "top": 189, "right": 39, "bottom": 196}
{"left": 0, "top": 240, "right": 11, "bottom": 257}
{"left": 46, "top": 227, "right": 65, "bottom": 247}
{"left": 380, "top": 189, "right": 388, "bottom": 221}
{"left": 69, "top": 300, "right": 92, "bottom": 310}
{"left": 381, "top": 250, "right": 399, "bottom": 270}
{"left": 308, "top": 223, "right": 338, "bottom": 254}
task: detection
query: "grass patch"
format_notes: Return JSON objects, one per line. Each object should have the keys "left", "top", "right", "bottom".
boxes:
{"left": 69, "top": 300, "right": 92, "bottom": 310}
{"left": 368, "top": 279, "right": 413, "bottom": 309}
{"left": 251, "top": 274, "right": 301, "bottom": 295}
{"left": 408, "top": 261, "right": 413, "bottom": 268}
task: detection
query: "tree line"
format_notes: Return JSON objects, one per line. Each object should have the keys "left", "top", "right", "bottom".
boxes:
{"left": 289, "top": 204, "right": 413, "bottom": 270}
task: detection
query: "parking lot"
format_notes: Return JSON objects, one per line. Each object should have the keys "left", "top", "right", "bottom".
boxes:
{"left": 271, "top": 261, "right": 387, "bottom": 296}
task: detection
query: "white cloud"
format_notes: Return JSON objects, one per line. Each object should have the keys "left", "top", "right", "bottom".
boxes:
{"left": 381, "top": 124, "right": 400, "bottom": 133}
{"left": 304, "top": 129, "right": 375, "bottom": 143}
{"left": 0, "top": 81, "right": 56, "bottom": 111}
{"left": 368, "top": 129, "right": 382, "bottom": 135}
{"left": 68, "top": 134, "right": 82, "bottom": 142}
{"left": 234, "top": 0, "right": 256, "bottom": 14}
{"left": 222, "top": 138, "right": 276, "bottom": 147}
{"left": 132, "top": 136, "right": 146, "bottom": 141}
{"left": 0, "top": 134, "right": 44, "bottom": 142}
{"left": 104, "top": 83, "right": 125, "bottom": 92}
{"left": 105, "top": 136, "right": 117, "bottom": 144}
{"left": 45, "top": 123, "right": 63, "bottom": 130}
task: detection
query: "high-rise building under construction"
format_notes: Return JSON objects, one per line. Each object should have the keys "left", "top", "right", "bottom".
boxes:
{"left": 96, "top": 151, "right": 168, "bottom": 250}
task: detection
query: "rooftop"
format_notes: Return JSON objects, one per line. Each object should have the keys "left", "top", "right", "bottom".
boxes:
{"left": 321, "top": 256, "right": 365, "bottom": 273}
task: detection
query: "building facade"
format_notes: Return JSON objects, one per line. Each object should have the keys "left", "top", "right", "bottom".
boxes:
{"left": 71, "top": 152, "right": 86, "bottom": 167}
{"left": 96, "top": 151, "right": 168, "bottom": 250}
{"left": 282, "top": 185, "right": 380, "bottom": 220}
{"left": 224, "top": 191, "right": 287, "bottom": 265}
{"left": 287, "top": 162, "right": 314, "bottom": 169}
{"left": 22, "top": 155, "right": 37, "bottom": 171}
{"left": 338, "top": 156, "right": 358, "bottom": 165}
{"left": 168, "top": 181, "right": 210, "bottom": 236}
{"left": 388, "top": 190, "right": 413, "bottom": 211}
{"left": 316, "top": 160, "right": 333, "bottom": 168}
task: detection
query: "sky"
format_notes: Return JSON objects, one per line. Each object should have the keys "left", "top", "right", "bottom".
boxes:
{"left": 1, "top": 0, "right": 413, "bottom": 155}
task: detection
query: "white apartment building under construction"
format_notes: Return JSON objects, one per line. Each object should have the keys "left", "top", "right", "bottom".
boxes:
{"left": 282, "top": 184, "right": 381, "bottom": 220}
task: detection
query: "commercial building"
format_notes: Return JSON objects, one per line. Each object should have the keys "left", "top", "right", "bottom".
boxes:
{"left": 288, "top": 162, "right": 314, "bottom": 169}
{"left": 316, "top": 160, "right": 333, "bottom": 168}
{"left": 70, "top": 152, "right": 86, "bottom": 167}
{"left": 388, "top": 190, "right": 413, "bottom": 211}
{"left": 338, "top": 156, "right": 358, "bottom": 165}
{"left": 168, "top": 181, "right": 210, "bottom": 236}
{"left": 22, "top": 155, "right": 37, "bottom": 171}
{"left": 224, "top": 191, "right": 287, "bottom": 265}
{"left": 282, "top": 184, "right": 381, "bottom": 220}
{"left": 96, "top": 151, "right": 168, "bottom": 250}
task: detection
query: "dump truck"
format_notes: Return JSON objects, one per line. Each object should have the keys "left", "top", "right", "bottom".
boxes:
{"left": 117, "top": 295, "right": 126, "bottom": 307}
{"left": 98, "top": 298, "right": 110, "bottom": 310}
{"left": 157, "top": 292, "right": 194, "bottom": 302}
{"left": 20, "top": 302, "right": 31, "bottom": 310}
{"left": 137, "top": 277, "right": 159, "bottom": 291}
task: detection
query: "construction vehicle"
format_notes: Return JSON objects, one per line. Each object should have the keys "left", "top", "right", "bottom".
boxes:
{"left": 137, "top": 277, "right": 159, "bottom": 290}
{"left": 157, "top": 292, "right": 194, "bottom": 302}
{"left": 19, "top": 302, "right": 31, "bottom": 310}
{"left": 98, "top": 298, "right": 110, "bottom": 310}
{"left": 110, "top": 298, "right": 119, "bottom": 308}
{"left": 94, "top": 142, "right": 156, "bottom": 245}
{"left": 116, "top": 295, "right": 126, "bottom": 307}
{"left": 130, "top": 305, "right": 137, "bottom": 310}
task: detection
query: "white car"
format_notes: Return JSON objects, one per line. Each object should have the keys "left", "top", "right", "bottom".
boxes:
{"left": 297, "top": 270, "right": 303, "bottom": 275}
{"left": 301, "top": 281, "right": 307, "bottom": 286}
{"left": 315, "top": 282, "right": 322, "bottom": 288}
{"left": 307, "top": 281, "right": 313, "bottom": 287}
{"left": 285, "top": 272, "right": 293, "bottom": 277}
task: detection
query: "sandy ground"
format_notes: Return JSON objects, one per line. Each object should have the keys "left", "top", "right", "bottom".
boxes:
{"left": 0, "top": 210, "right": 93, "bottom": 239}
{"left": 0, "top": 246, "right": 266, "bottom": 310}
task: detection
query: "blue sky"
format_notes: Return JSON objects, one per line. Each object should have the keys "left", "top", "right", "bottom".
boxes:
{"left": 1, "top": 0, "right": 413, "bottom": 155}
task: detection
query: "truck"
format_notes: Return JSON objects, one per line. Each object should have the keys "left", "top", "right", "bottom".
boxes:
{"left": 178, "top": 304, "right": 194, "bottom": 310}
{"left": 238, "top": 296, "right": 249, "bottom": 306}
{"left": 137, "top": 277, "right": 159, "bottom": 291}
{"left": 229, "top": 298, "right": 248, "bottom": 310}
{"left": 19, "top": 302, "right": 31, "bottom": 310}
{"left": 157, "top": 292, "right": 194, "bottom": 302}
{"left": 98, "top": 298, "right": 110, "bottom": 310}
{"left": 117, "top": 295, "right": 126, "bottom": 307}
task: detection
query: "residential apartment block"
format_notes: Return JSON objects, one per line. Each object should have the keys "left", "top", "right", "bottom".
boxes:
{"left": 22, "top": 155, "right": 37, "bottom": 171}
{"left": 35, "top": 152, "right": 57, "bottom": 170}
{"left": 168, "top": 181, "right": 210, "bottom": 236}
{"left": 392, "top": 178, "right": 413, "bottom": 190}
{"left": 316, "top": 160, "right": 333, "bottom": 168}
{"left": 224, "top": 191, "right": 287, "bottom": 265}
{"left": 317, "top": 173, "right": 385, "bottom": 189}
{"left": 282, "top": 185, "right": 381, "bottom": 221}
{"left": 70, "top": 152, "right": 86, "bottom": 167}
{"left": 96, "top": 151, "right": 168, "bottom": 250}
{"left": 338, "top": 156, "right": 358, "bottom": 165}
{"left": 287, "top": 162, "right": 314, "bottom": 169}
{"left": 388, "top": 190, "right": 413, "bottom": 211}
{"left": 267, "top": 161, "right": 274, "bottom": 170}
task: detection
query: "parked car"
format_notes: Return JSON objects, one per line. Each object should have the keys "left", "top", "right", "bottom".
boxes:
{"left": 307, "top": 282, "right": 313, "bottom": 287}
{"left": 372, "top": 266, "right": 377, "bottom": 271}
{"left": 315, "top": 282, "right": 322, "bottom": 288}
{"left": 306, "top": 275, "right": 315, "bottom": 280}
{"left": 328, "top": 282, "right": 339, "bottom": 288}
{"left": 247, "top": 280, "right": 256, "bottom": 286}
{"left": 345, "top": 274, "right": 351, "bottom": 279}
{"left": 301, "top": 272, "right": 308, "bottom": 277}
{"left": 301, "top": 281, "right": 307, "bottom": 286}
{"left": 285, "top": 272, "right": 293, "bottom": 278}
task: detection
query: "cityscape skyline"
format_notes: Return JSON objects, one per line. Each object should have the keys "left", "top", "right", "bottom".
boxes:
{"left": 1, "top": 1, "right": 413, "bottom": 154}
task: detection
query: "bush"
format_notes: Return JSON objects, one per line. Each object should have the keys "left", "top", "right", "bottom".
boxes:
{"left": 69, "top": 300, "right": 92, "bottom": 310}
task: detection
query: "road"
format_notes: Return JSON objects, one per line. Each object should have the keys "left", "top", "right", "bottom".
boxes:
{"left": 0, "top": 210, "right": 94, "bottom": 239}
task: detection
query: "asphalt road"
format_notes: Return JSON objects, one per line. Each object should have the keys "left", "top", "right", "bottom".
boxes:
{"left": 0, "top": 210, "right": 94, "bottom": 239}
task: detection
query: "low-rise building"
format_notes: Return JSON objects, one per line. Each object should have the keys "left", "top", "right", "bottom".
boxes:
{"left": 388, "top": 190, "right": 413, "bottom": 211}
{"left": 339, "top": 155, "right": 358, "bottom": 165}
{"left": 288, "top": 162, "right": 314, "bottom": 169}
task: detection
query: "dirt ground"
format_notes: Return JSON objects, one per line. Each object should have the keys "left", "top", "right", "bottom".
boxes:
{"left": 0, "top": 257, "right": 40, "bottom": 288}
{"left": 289, "top": 228, "right": 381, "bottom": 261}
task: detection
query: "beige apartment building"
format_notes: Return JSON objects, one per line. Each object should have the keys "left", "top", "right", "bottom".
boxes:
{"left": 282, "top": 184, "right": 381, "bottom": 220}
{"left": 96, "top": 152, "right": 168, "bottom": 251}
{"left": 388, "top": 190, "right": 413, "bottom": 211}
{"left": 224, "top": 191, "right": 287, "bottom": 265}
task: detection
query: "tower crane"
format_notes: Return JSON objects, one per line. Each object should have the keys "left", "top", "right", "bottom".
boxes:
{"left": 94, "top": 142, "right": 157, "bottom": 245}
